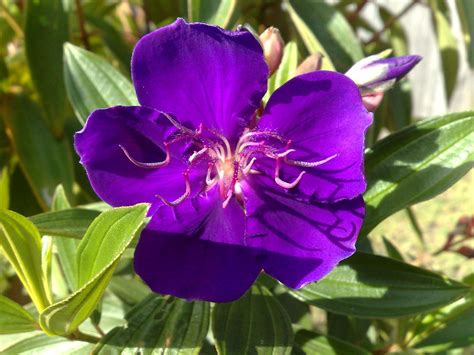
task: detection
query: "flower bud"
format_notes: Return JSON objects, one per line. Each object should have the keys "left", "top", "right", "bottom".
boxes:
{"left": 362, "top": 92, "right": 384, "bottom": 112}
{"left": 295, "top": 53, "right": 323, "bottom": 76}
{"left": 259, "top": 27, "right": 284, "bottom": 76}
{"left": 346, "top": 51, "right": 422, "bottom": 95}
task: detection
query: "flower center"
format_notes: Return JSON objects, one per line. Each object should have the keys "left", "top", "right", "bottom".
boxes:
{"left": 119, "top": 113, "right": 337, "bottom": 209}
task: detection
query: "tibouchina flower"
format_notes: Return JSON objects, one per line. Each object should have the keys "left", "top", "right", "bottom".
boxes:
{"left": 346, "top": 52, "right": 422, "bottom": 95}
{"left": 75, "top": 19, "right": 372, "bottom": 302}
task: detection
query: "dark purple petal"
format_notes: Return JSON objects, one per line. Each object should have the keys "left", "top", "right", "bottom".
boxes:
{"left": 242, "top": 176, "right": 364, "bottom": 288}
{"left": 75, "top": 106, "right": 206, "bottom": 208}
{"left": 258, "top": 71, "right": 372, "bottom": 202}
{"left": 371, "top": 55, "right": 422, "bottom": 83}
{"left": 132, "top": 18, "right": 268, "bottom": 143}
{"left": 134, "top": 188, "right": 261, "bottom": 302}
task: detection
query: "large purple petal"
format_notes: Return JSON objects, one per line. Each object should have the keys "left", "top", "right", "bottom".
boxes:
{"left": 132, "top": 18, "right": 268, "bottom": 143}
{"left": 75, "top": 106, "right": 206, "bottom": 208}
{"left": 259, "top": 71, "right": 372, "bottom": 202}
{"left": 242, "top": 176, "right": 364, "bottom": 288}
{"left": 134, "top": 188, "right": 261, "bottom": 302}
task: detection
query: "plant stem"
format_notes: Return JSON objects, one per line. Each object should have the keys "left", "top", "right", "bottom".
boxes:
{"left": 70, "top": 331, "right": 101, "bottom": 344}
{"left": 366, "top": 0, "right": 420, "bottom": 44}
{"left": 0, "top": 1, "right": 23, "bottom": 38}
{"left": 347, "top": 0, "right": 368, "bottom": 24}
{"left": 74, "top": 0, "right": 90, "bottom": 50}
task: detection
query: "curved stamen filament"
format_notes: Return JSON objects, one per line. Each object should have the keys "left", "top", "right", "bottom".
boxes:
{"left": 189, "top": 147, "right": 209, "bottom": 163}
{"left": 156, "top": 172, "right": 191, "bottom": 207}
{"left": 205, "top": 127, "right": 232, "bottom": 159}
{"left": 274, "top": 158, "right": 306, "bottom": 189}
{"left": 120, "top": 144, "right": 170, "bottom": 169}
{"left": 285, "top": 153, "right": 338, "bottom": 167}
{"left": 242, "top": 157, "right": 256, "bottom": 174}
{"left": 237, "top": 141, "right": 265, "bottom": 154}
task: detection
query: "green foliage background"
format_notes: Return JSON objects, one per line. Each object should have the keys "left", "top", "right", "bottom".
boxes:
{"left": 0, "top": 0, "right": 473, "bottom": 353}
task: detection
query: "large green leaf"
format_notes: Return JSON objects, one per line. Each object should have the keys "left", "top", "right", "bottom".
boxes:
{"left": 289, "top": 253, "right": 469, "bottom": 318}
{"left": 51, "top": 186, "right": 78, "bottom": 293}
{"left": 0, "top": 295, "right": 37, "bottom": 334}
{"left": 293, "top": 330, "right": 369, "bottom": 355}
{"left": 0, "top": 333, "right": 93, "bottom": 354}
{"left": 94, "top": 295, "right": 209, "bottom": 354}
{"left": 285, "top": 2, "right": 335, "bottom": 71}
{"left": 0, "top": 95, "right": 74, "bottom": 210}
{"left": 25, "top": 0, "right": 69, "bottom": 136}
{"left": 286, "top": 0, "right": 363, "bottom": 71}
{"left": 39, "top": 204, "right": 149, "bottom": 336}
{"left": 430, "top": 0, "right": 459, "bottom": 101}
{"left": 63, "top": 43, "right": 137, "bottom": 125}
{"left": 213, "top": 284, "right": 293, "bottom": 354}
{"left": 109, "top": 276, "right": 151, "bottom": 306}
{"left": 414, "top": 306, "right": 474, "bottom": 352}
{"left": 0, "top": 210, "right": 52, "bottom": 312}
{"left": 363, "top": 111, "right": 474, "bottom": 234}
{"left": 30, "top": 208, "right": 100, "bottom": 240}
{"left": 182, "top": 0, "right": 237, "bottom": 28}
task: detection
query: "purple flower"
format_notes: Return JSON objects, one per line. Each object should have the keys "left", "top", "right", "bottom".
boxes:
{"left": 346, "top": 52, "right": 422, "bottom": 94}
{"left": 75, "top": 19, "right": 372, "bottom": 302}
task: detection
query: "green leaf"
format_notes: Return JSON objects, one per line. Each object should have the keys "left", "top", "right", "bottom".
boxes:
{"left": 288, "top": 253, "right": 469, "bottom": 318}
{"left": 109, "top": 276, "right": 151, "bottom": 306}
{"left": 294, "top": 329, "right": 370, "bottom": 355}
{"left": 0, "top": 210, "right": 52, "bottom": 311}
{"left": 363, "top": 111, "right": 474, "bottom": 234}
{"left": 0, "top": 333, "right": 93, "bottom": 354}
{"left": 30, "top": 208, "right": 100, "bottom": 240}
{"left": 0, "top": 295, "right": 37, "bottom": 334}
{"left": 94, "top": 295, "right": 209, "bottom": 354}
{"left": 39, "top": 204, "right": 149, "bottom": 336}
{"left": 0, "top": 95, "right": 74, "bottom": 210}
{"left": 286, "top": 0, "right": 363, "bottom": 71}
{"left": 183, "top": 0, "right": 237, "bottom": 28}
{"left": 457, "top": 0, "right": 474, "bottom": 68}
{"left": 430, "top": 0, "right": 459, "bottom": 101}
{"left": 265, "top": 41, "right": 299, "bottom": 103}
{"left": 86, "top": 16, "right": 132, "bottom": 72}
{"left": 0, "top": 166, "right": 9, "bottom": 210}
{"left": 25, "top": 0, "right": 69, "bottom": 136}
{"left": 415, "top": 306, "right": 474, "bottom": 352}
{"left": 51, "top": 186, "right": 78, "bottom": 293}
{"left": 381, "top": 236, "right": 404, "bottom": 261}
{"left": 63, "top": 43, "right": 138, "bottom": 125}
{"left": 213, "top": 284, "right": 293, "bottom": 354}
{"left": 285, "top": 2, "right": 335, "bottom": 71}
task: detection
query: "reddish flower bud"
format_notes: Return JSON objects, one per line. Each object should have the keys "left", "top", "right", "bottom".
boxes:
{"left": 362, "top": 92, "right": 384, "bottom": 112}
{"left": 259, "top": 27, "right": 284, "bottom": 76}
{"left": 456, "top": 246, "right": 474, "bottom": 258}
{"left": 295, "top": 53, "right": 323, "bottom": 76}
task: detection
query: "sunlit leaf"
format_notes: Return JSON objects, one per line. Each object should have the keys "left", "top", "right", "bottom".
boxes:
{"left": 286, "top": 0, "right": 363, "bottom": 71}
{"left": 0, "top": 295, "right": 37, "bottom": 334}
{"left": 94, "top": 295, "right": 209, "bottom": 354}
{"left": 0, "top": 210, "right": 52, "bottom": 312}
{"left": 363, "top": 111, "right": 474, "bottom": 234}
{"left": 183, "top": 0, "right": 237, "bottom": 28}
{"left": 289, "top": 253, "right": 469, "bottom": 318}
{"left": 39, "top": 204, "right": 149, "bottom": 336}
{"left": 294, "top": 329, "right": 370, "bottom": 355}
{"left": 63, "top": 43, "right": 137, "bottom": 125}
